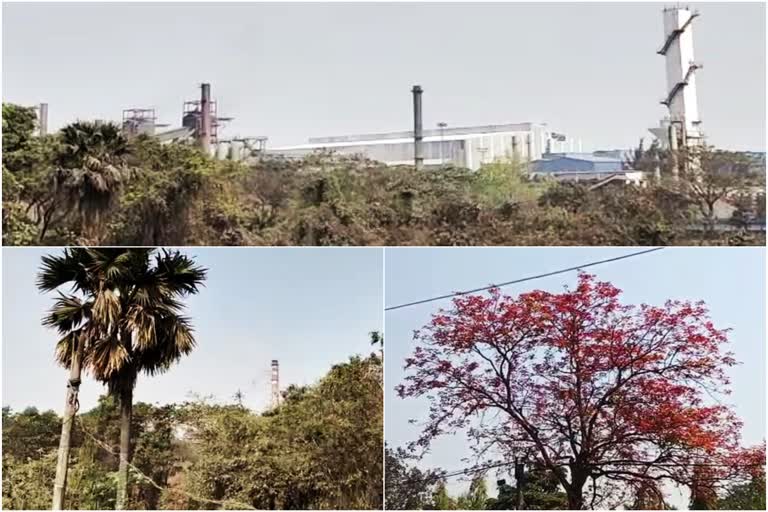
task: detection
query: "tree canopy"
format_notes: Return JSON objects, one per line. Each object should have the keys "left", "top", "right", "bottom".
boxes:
{"left": 396, "top": 273, "right": 763, "bottom": 509}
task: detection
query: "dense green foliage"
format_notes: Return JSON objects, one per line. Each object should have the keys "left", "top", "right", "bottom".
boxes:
{"left": 384, "top": 446, "right": 443, "bottom": 510}
{"left": 3, "top": 104, "right": 764, "bottom": 246}
{"left": 2, "top": 351, "right": 383, "bottom": 510}
{"left": 485, "top": 464, "right": 568, "bottom": 510}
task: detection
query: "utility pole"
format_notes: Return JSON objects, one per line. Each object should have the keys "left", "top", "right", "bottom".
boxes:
{"left": 437, "top": 122, "right": 447, "bottom": 166}
{"left": 52, "top": 342, "right": 83, "bottom": 510}
{"left": 514, "top": 458, "right": 526, "bottom": 510}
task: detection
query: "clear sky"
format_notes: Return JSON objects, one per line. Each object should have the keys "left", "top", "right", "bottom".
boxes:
{"left": 385, "top": 247, "right": 766, "bottom": 503}
{"left": 2, "top": 247, "right": 383, "bottom": 414}
{"left": 2, "top": 2, "right": 765, "bottom": 151}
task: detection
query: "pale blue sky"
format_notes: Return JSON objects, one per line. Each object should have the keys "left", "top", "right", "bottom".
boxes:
{"left": 2, "top": 2, "right": 765, "bottom": 151}
{"left": 2, "top": 247, "right": 383, "bottom": 414}
{"left": 385, "top": 247, "right": 766, "bottom": 502}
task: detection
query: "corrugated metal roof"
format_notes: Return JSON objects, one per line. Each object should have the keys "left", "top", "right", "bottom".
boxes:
{"left": 308, "top": 122, "right": 539, "bottom": 144}
{"left": 538, "top": 153, "right": 622, "bottom": 163}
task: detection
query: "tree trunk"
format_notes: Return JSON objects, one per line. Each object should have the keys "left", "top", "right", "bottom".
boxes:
{"left": 52, "top": 342, "right": 83, "bottom": 510}
{"left": 116, "top": 386, "right": 133, "bottom": 510}
{"left": 567, "top": 487, "right": 585, "bottom": 510}
{"left": 567, "top": 469, "right": 588, "bottom": 510}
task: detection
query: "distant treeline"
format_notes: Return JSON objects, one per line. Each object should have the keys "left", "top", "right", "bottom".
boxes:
{"left": 3, "top": 103, "right": 765, "bottom": 247}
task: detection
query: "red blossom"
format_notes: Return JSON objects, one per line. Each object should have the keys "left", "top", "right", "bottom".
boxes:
{"left": 398, "top": 273, "right": 750, "bottom": 508}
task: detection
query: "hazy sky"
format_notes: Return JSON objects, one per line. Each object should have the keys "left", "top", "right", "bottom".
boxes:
{"left": 2, "top": 247, "right": 383, "bottom": 414}
{"left": 2, "top": 2, "right": 765, "bottom": 150}
{"left": 385, "top": 247, "right": 766, "bottom": 503}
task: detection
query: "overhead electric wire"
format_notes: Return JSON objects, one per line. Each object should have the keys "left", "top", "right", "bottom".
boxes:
{"left": 388, "top": 459, "right": 765, "bottom": 487}
{"left": 385, "top": 247, "right": 665, "bottom": 312}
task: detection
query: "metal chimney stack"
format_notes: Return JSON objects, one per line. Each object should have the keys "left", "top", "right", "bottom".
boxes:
{"left": 38, "top": 103, "right": 48, "bottom": 136}
{"left": 270, "top": 359, "right": 280, "bottom": 408}
{"left": 200, "top": 83, "right": 212, "bottom": 154}
{"left": 525, "top": 135, "right": 532, "bottom": 163}
{"left": 412, "top": 85, "right": 424, "bottom": 171}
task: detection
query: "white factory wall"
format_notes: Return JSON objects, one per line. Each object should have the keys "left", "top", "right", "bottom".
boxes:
{"left": 270, "top": 126, "right": 583, "bottom": 171}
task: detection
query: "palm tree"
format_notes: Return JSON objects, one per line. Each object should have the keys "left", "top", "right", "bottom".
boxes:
{"left": 38, "top": 248, "right": 207, "bottom": 509}
{"left": 51, "top": 122, "right": 132, "bottom": 242}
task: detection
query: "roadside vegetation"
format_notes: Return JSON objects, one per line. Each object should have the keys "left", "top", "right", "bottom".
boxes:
{"left": 3, "top": 351, "right": 383, "bottom": 510}
{"left": 3, "top": 103, "right": 765, "bottom": 246}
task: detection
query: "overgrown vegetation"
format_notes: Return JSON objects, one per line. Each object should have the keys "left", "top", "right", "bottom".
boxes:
{"left": 2, "top": 350, "right": 383, "bottom": 510}
{"left": 3, "top": 103, "right": 765, "bottom": 246}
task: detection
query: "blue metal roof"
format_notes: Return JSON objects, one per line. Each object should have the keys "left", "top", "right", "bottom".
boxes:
{"left": 532, "top": 154, "right": 625, "bottom": 174}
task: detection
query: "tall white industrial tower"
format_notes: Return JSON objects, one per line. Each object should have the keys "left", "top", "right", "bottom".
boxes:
{"left": 654, "top": 7, "right": 703, "bottom": 148}
{"left": 270, "top": 359, "right": 280, "bottom": 408}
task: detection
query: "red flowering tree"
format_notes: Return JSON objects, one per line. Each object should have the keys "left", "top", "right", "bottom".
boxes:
{"left": 397, "top": 273, "right": 752, "bottom": 509}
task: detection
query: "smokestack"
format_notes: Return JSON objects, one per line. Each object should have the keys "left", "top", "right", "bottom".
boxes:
{"left": 525, "top": 135, "right": 532, "bottom": 163}
{"left": 412, "top": 85, "right": 424, "bottom": 171}
{"left": 200, "top": 83, "right": 212, "bottom": 154}
{"left": 659, "top": 8, "right": 702, "bottom": 144}
{"left": 38, "top": 103, "right": 48, "bottom": 136}
{"left": 270, "top": 359, "right": 280, "bottom": 408}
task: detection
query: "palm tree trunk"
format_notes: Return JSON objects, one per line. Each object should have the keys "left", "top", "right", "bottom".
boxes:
{"left": 116, "top": 386, "right": 133, "bottom": 510}
{"left": 52, "top": 342, "right": 83, "bottom": 510}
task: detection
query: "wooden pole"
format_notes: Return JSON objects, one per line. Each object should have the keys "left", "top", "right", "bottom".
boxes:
{"left": 52, "top": 341, "right": 83, "bottom": 510}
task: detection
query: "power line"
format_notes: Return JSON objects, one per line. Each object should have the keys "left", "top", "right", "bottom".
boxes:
{"left": 385, "top": 247, "right": 665, "bottom": 312}
{"left": 388, "top": 459, "right": 764, "bottom": 488}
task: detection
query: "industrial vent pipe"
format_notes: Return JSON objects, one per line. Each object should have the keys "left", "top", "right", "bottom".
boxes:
{"left": 412, "top": 85, "right": 424, "bottom": 171}
{"left": 200, "top": 83, "right": 212, "bottom": 154}
{"left": 38, "top": 103, "right": 48, "bottom": 136}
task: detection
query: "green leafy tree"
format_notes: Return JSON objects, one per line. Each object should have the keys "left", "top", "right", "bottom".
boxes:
{"left": 384, "top": 446, "right": 443, "bottom": 510}
{"left": 676, "top": 146, "right": 761, "bottom": 234}
{"left": 2, "top": 103, "right": 38, "bottom": 155}
{"left": 485, "top": 464, "right": 567, "bottom": 510}
{"left": 429, "top": 480, "right": 457, "bottom": 510}
{"left": 2, "top": 407, "right": 61, "bottom": 461}
{"left": 181, "top": 348, "right": 383, "bottom": 510}
{"left": 456, "top": 475, "right": 487, "bottom": 510}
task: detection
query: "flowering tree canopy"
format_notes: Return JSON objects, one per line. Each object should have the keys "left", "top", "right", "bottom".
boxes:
{"left": 397, "top": 273, "right": 754, "bottom": 509}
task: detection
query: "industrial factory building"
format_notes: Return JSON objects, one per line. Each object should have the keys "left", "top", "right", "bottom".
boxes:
{"left": 270, "top": 122, "right": 583, "bottom": 171}
{"left": 531, "top": 152, "right": 646, "bottom": 186}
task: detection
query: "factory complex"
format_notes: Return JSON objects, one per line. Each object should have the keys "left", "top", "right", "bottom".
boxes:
{"left": 25, "top": 8, "right": 763, "bottom": 189}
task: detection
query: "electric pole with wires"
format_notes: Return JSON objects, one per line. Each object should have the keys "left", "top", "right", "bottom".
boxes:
{"left": 514, "top": 457, "right": 526, "bottom": 510}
